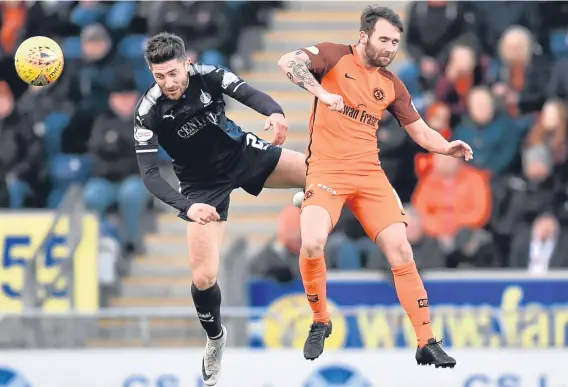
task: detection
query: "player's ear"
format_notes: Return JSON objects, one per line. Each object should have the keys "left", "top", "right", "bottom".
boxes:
{"left": 359, "top": 31, "right": 368, "bottom": 45}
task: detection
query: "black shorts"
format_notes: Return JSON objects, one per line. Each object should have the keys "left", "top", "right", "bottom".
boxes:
{"left": 178, "top": 136, "right": 282, "bottom": 222}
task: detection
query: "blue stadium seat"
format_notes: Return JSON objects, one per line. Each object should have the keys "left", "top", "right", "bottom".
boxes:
{"left": 47, "top": 154, "right": 94, "bottom": 208}
{"left": 550, "top": 30, "right": 568, "bottom": 59}
{"left": 336, "top": 242, "right": 363, "bottom": 270}
{"left": 61, "top": 37, "right": 82, "bottom": 60}
{"left": 70, "top": 4, "right": 105, "bottom": 27}
{"left": 200, "top": 49, "right": 226, "bottom": 66}
{"left": 48, "top": 154, "right": 93, "bottom": 185}
{"left": 135, "top": 68, "right": 154, "bottom": 92}
{"left": 118, "top": 35, "right": 147, "bottom": 60}
{"left": 105, "top": 1, "right": 138, "bottom": 30}
{"left": 43, "top": 112, "right": 71, "bottom": 158}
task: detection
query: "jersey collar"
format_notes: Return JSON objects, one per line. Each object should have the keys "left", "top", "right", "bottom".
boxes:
{"left": 352, "top": 44, "right": 381, "bottom": 73}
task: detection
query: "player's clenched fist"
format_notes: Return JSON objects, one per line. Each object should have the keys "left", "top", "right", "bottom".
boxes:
{"left": 319, "top": 91, "right": 344, "bottom": 112}
{"left": 187, "top": 203, "right": 221, "bottom": 225}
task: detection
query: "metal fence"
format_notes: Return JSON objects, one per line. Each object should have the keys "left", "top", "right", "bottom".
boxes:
{"left": 1, "top": 305, "right": 566, "bottom": 349}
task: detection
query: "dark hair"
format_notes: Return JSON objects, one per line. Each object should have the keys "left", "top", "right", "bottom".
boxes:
{"left": 360, "top": 5, "right": 404, "bottom": 35}
{"left": 144, "top": 32, "right": 187, "bottom": 65}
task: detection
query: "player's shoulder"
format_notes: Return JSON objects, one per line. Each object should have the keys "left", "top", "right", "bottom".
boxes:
{"left": 191, "top": 62, "right": 243, "bottom": 91}
{"left": 378, "top": 68, "right": 401, "bottom": 83}
{"left": 136, "top": 83, "right": 162, "bottom": 116}
{"left": 190, "top": 62, "right": 230, "bottom": 78}
{"left": 134, "top": 83, "right": 162, "bottom": 126}
{"left": 306, "top": 42, "right": 352, "bottom": 57}
{"left": 379, "top": 69, "right": 409, "bottom": 95}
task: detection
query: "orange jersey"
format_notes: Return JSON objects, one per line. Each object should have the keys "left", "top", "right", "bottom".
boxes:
{"left": 300, "top": 43, "right": 421, "bottom": 175}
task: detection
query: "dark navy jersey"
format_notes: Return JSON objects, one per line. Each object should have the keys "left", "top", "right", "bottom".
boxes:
{"left": 134, "top": 63, "right": 284, "bottom": 212}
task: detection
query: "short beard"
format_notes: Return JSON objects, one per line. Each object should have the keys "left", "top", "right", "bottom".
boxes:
{"left": 163, "top": 76, "right": 189, "bottom": 100}
{"left": 364, "top": 44, "right": 391, "bottom": 68}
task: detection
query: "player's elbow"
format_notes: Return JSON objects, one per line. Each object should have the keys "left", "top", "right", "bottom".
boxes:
{"left": 277, "top": 52, "right": 294, "bottom": 71}
{"left": 141, "top": 166, "right": 159, "bottom": 186}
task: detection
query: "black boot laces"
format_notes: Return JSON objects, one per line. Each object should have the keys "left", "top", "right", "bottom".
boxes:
{"left": 427, "top": 338, "right": 446, "bottom": 356}
{"left": 307, "top": 323, "right": 326, "bottom": 346}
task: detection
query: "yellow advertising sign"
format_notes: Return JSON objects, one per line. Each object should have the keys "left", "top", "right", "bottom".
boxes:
{"left": 0, "top": 212, "right": 99, "bottom": 312}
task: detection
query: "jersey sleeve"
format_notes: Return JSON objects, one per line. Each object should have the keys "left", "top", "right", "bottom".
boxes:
{"left": 299, "top": 42, "right": 351, "bottom": 77}
{"left": 209, "top": 65, "right": 284, "bottom": 116}
{"left": 209, "top": 65, "right": 247, "bottom": 99}
{"left": 133, "top": 113, "right": 159, "bottom": 154}
{"left": 387, "top": 74, "right": 421, "bottom": 126}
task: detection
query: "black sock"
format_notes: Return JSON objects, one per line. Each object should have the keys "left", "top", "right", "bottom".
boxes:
{"left": 191, "top": 282, "right": 223, "bottom": 339}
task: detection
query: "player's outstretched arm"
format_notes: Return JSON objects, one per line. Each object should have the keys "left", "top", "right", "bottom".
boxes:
{"left": 388, "top": 73, "right": 473, "bottom": 161}
{"left": 209, "top": 65, "right": 284, "bottom": 117}
{"left": 136, "top": 152, "right": 192, "bottom": 212}
{"left": 404, "top": 119, "right": 473, "bottom": 161}
{"left": 207, "top": 65, "right": 288, "bottom": 145}
{"left": 136, "top": 152, "right": 220, "bottom": 224}
{"left": 278, "top": 49, "right": 344, "bottom": 111}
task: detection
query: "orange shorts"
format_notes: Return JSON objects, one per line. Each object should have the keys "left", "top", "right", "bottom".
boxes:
{"left": 301, "top": 170, "right": 408, "bottom": 241}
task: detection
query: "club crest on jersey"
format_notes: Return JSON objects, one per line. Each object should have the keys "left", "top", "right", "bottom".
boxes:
{"left": 372, "top": 88, "right": 386, "bottom": 102}
{"left": 200, "top": 89, "right": 212, "bottom": 106}
{"left": 304, "top": 189, "right": 314, "bottom": 201}
{"left": 134, "top": 127, "right": 153, "bottom": 142}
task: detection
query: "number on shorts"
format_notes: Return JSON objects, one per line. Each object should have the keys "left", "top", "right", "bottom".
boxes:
{"left": 246, "top": 133, "right": 267, "bottom": 150}
{"left": 392, "top": 188, "right": 404, "bottom": 211}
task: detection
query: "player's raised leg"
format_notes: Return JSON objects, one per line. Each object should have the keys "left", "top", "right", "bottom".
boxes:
{"left": 298, "top": 178, "right": 347, "bottom": 360}
{"left": 375, "top": 223, "right": 455, "bottom": 368}
{"left": 300, "top": 204, "right": 333, "bottom": 360}
{"left": 350, "top": 173, "right": 455, "bottom": 368}
{"left": 264, "top": 148, "right": 306, "bottom": 188}
{"left": 188, "top": 221, "right": 227, "bottom": 385}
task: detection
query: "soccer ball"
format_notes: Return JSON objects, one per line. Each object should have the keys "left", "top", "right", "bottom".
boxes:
{"left": 14, "top": 36, "right": 64, "bottom": 86}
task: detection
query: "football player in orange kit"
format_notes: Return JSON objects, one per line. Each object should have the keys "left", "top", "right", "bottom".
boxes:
{"left": 278, "top": 5, "right": 473, "bottom": 367}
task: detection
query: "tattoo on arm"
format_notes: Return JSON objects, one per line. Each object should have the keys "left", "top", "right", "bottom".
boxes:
{"left": 284, "top": 51, "right": 322, "bottom": 92}
{"left": 286, "top": 72, "right": 306, "bottom": 90}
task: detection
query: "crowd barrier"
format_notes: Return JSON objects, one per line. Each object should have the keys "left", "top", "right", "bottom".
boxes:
{"left": 0, "top": 348, "right": 565, "bottom": 387}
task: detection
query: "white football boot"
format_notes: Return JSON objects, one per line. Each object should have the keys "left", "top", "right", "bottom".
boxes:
{"left": 201, "top": 325, "right": 227, "bottom": 386}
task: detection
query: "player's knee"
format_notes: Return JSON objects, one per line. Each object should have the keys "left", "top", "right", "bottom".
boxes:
{"left": 386, "top": 239, "right": 414, "bottom": 267}
{"left": 192, "top": 272, "right": 218, "bottom": 290}
{"left": 301, "top": 233, "right": 328, "bottom": 258}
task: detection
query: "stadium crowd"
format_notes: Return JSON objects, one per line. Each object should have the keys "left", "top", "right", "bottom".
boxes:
{"left": 250, "top": 1, "right": 568, "bottom": 282}
{"left": 0, "top": 0, "right": 282, "bottom": 259}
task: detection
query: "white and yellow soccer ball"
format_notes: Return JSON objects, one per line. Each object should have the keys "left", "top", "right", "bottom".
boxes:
{"left": 14, "top": 36, "right": 64, "bottom": 86}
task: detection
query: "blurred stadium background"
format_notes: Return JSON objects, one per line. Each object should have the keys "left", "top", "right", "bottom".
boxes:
{"left": 1, "top": 1, "right": 568, "bottom": 386}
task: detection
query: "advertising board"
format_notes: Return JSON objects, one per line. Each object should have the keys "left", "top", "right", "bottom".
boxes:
{"left": 0, "top": 348, "right": 565, "bottom": 387}
{"left": 0, "top": 212, "right": 99, "bottom": 312}
{"left": 249, "top": 274, "right": 568, "bottom": 349}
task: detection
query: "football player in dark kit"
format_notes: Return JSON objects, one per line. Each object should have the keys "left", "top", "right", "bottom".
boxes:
{"left": 134, "top": 33, "right": 306, "bottom": 386}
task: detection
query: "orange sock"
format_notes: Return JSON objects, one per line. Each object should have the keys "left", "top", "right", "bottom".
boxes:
{"left": 392, "top": 261, "right": 434, "bottom": 347}
{"left": 299, "top": 253, "right": 329, "bottom": 323}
